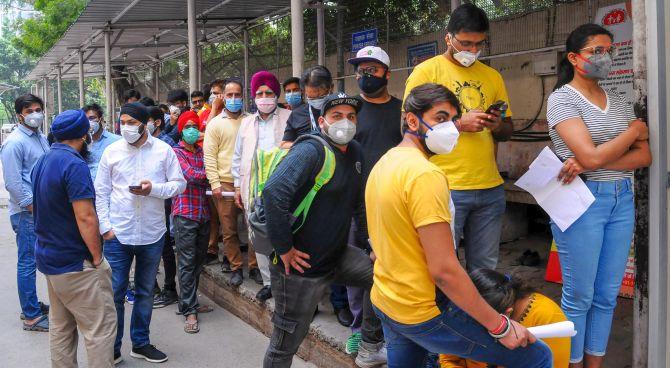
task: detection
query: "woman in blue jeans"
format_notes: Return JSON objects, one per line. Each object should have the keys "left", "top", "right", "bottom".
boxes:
{"left": 546, "top": 24, "right": 651, "bottom": 368}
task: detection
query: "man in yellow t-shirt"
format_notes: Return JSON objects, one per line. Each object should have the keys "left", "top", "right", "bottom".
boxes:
{"left": 367, "top": 82, "right": 550, "bottom": 367}
{"left": 403, "top": 3, "right": 512, "bottom": 272}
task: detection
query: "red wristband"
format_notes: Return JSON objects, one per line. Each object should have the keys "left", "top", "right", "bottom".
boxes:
{"left": 489, "top": 314, "right": 508, "bottom": 335}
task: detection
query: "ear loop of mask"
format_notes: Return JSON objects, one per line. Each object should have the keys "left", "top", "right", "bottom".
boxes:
{"left": 574, "top": 53, "right": 592, "bottom": 75}
{"left": 405, "top": 115, "right": 435, "bottom": 138}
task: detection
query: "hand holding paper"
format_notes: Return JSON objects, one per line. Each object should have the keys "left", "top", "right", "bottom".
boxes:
{"left": 527, "top": 321, "right": 577, "bottom": 339}
{"left": 515, "top": 147, "right": 595, "bottom": 231}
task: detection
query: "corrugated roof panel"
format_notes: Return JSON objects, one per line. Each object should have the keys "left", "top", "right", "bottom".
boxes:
{"left": 28, "top": 0, "right": 290, "bottom": 81}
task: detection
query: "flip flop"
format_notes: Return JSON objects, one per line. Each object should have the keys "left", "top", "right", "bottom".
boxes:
{"left": 184, "top": 319, "right": 199, "bottom": 334}
{"left": 23, "top": 314, "right": 49, "bottom": 332}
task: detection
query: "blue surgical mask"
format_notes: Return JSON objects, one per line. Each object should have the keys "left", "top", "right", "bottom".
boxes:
{"left": 307, "top": 97, "right": 326, "bottom": 110}
{"left": 89, "top": 119, "right": 101, "bottom": 134}
{"left": 285, "top": 92, "right": 302, "bottom": 107}
{"left": 225, "top": 97, "right": 243, "bottom": 113}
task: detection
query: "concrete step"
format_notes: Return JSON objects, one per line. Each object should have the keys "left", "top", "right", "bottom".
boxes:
{"left": 200, "top": 264, "right": 359, "bottom": 368}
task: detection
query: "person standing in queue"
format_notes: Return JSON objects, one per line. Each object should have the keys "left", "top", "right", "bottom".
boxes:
{"left": 95, "top": 102, "right": 186, "bottom": 364}
{"left": 403, "top": 3, "right": 514, "bottom": 272}
{"left": 547, "top": 23, "right": 651, "bottom": 368}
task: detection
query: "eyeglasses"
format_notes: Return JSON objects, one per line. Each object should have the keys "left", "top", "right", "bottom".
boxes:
{"left": 255, "top": 90, "right": 276, "bottom": 97}
{"left": 580, "top": 45, "right": 618, "bottom": 57}
{"left": 450, "top": 34, "right": 489, "bottom": 50}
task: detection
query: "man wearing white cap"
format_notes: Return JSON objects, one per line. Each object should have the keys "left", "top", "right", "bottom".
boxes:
{"left": 342, "top": 45, "right": 402, "bottom": 355}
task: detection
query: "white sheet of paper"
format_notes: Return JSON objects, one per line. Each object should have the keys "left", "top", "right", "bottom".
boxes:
{"left": 205, "top": 191, "right": 235, "bottom": 197}
{"left": 515, "top": 147, "right": 595, "bottom": 231}
{"left": 528, "top": 321, "right": 577, "bottom": 339}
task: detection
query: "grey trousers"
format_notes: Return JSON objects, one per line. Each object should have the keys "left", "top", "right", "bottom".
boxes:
{"left": 174, "top": 216, "right": 210, "bottom": 316}
{"left": 263, "top": 246, "right": 383, "bottom": 367}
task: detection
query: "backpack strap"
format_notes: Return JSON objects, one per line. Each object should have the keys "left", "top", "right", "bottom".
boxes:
{"left": 290, "top": 134, "right": 336, "bottom": 233}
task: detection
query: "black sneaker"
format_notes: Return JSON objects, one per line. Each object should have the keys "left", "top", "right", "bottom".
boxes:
{"left": 335, "top": 307, "right": 354, "bottom": 327}
{"left": 220, "top": 257, "right": 232, "bottom": 273}
{"left": 230, "top": 269, "right": 243, "bottom": 287}
{"left": 114, "top": 352, "right": 123, "bottom": 365}
{"left": 256, "top": 285, "right": 273, "bottom": 302}
{"left": 205, "top": 253, "right": 219, "bottom": 265}
{"left": 153, "top": 290, "right": 178, "bottom": 309}
{"left": 130, "top": 344, "right": 168, "bottom": 363}
{"left": 249, "top": 268, "right": 263, "bottom": 285}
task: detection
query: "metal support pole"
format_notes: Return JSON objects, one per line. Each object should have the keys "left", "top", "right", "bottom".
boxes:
{"left": 243, "top": 27, "right": 250, "bottom": 111}
{"left": 291, "top": 0, "right": 304, "bottom": 77}
{"left": 197, "top": 46, "right": 203, "bottom": 91}
{"left": 78, "top": 50, "right": 85, "bottom": 107}
{"left": 104, "top": 31, "right": 114, "bottom": 125}
{"left": 642, "top": 0, "right": 669, "bottom": 366}
{"left": 56, "top": 66, "right": 63, "bottom": 114}
{"left": 336, "top": 5, "right": 344, "bottom": 92}
{"left": 42, "top": 77, "right": 49, "bottom": 129}
{"left": 451, "top": 0, "right": 460, "bottom": 12}
{"left": 187, "top": 0, "right": 198, "bottom": 95}
{"left": 154, "top": 64, "right": 160, "bottom": 101}
{"left": 317, "top": 1, "right": 325, "bottom": 66}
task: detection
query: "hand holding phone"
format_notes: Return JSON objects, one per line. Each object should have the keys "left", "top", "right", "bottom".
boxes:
{"left": 129, "top": 180, "right": 152, "bottom": 196}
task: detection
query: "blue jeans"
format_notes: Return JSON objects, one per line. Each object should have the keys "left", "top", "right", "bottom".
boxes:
{"left": 9, "top": 211, "right": 41, "bottom": 319}
{"left": 551, "top": 178, "right": 634, "bottom": 363}
{"left": 451, "top": 185, "right": 506, "bottom": 271}
{"left": 373, "top": 302, "right": 552, "bottom": 368}
{"left": 104, "top": 235, "right": 164, "bottom": 355}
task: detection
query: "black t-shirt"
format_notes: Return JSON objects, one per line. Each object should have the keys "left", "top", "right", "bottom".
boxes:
{"left": 354, "top": 96, "right": 403, "bottom": 179}
{"left": 282, "top": 103, "right": 321, "bottom": 142}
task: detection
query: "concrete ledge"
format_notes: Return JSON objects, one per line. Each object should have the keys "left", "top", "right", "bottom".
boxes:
{"left": 200, "top": 264, "right": 357, "bottom": 368}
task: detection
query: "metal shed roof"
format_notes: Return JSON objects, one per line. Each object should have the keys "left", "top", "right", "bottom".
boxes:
{"left": 27, "top": 0, "right": 291, "bottom": 81}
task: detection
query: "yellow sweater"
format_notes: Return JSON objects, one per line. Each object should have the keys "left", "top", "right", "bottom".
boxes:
{"left": 440, "top": 293, "right": 570, "bottom": 368}
{"left": 203, "top": 112, "right": 245, "bottom": 189}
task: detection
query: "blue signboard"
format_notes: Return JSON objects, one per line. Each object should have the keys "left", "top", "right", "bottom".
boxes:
{"left": 351, "top": 29, "right": 378, "bottom": 53}
{"left": 407, "top": 41, "right": 438, "bottom": 68}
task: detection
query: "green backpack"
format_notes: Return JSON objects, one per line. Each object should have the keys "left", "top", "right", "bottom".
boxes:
{"left": 247, "top": 135, "right": 336, "bottom": 256}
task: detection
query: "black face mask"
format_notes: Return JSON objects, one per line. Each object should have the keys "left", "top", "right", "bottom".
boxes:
{"left": 358, "top": 74, "right": 388, "bottom": 97}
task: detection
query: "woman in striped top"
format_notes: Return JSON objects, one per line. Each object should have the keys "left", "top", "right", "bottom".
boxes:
{"left": 546, "top": 24, "right": 651, "bottom": 368}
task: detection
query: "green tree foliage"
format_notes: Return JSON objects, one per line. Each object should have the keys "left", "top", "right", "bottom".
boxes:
{"left": 12, "top": 0, "right": 86, "bottom": 58}
{"left": 0, "top": 21, "right": 35, "bottom": 125}
{"left": 0, "top": 0, "right": 105, "bottom": 126}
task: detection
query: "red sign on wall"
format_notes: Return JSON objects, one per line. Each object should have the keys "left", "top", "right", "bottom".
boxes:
{"left": 602, "top": 9, "right": 626, "bottom": 26}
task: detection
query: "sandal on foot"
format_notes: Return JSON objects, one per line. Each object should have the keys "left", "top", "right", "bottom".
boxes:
{"left": 23, "top": 314, "right": 49, "bottom": 332}
{"left": 184, "top": 319, "right": 199, "bottom": 334}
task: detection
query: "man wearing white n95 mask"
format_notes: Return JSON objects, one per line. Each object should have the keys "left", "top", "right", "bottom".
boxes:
{"left": 94, "top": 102, "right": 186, "bottom": 364}
{"left": 403, "top": 3, "right": 514, "bottom": 272}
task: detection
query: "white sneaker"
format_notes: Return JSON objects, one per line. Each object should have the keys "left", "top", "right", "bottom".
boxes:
{"left": 354, "top": 341, "right": 387, "bottom": 368}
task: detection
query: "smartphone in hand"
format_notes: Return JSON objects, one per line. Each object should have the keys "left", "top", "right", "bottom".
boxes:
{"left": 485, "top": 100, "right": 508, "bottom": 114}
{"left": 128, "top": 185, "right": 142, "bottom": 191}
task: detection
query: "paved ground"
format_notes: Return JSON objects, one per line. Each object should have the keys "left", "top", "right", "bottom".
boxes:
{"left": 0, "top": 209, "right": 314, "bottom": 368}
